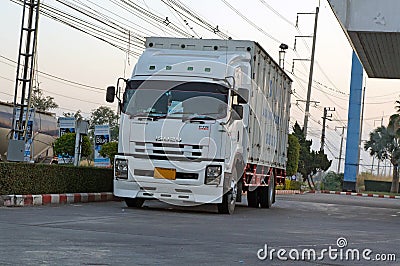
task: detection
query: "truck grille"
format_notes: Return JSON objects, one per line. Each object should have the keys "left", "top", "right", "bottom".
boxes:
{"left": 134, "top": 141, "right": 203, "bottom": 161}
{"left": 134, "top": 169, "right": 198, "bottom": 180}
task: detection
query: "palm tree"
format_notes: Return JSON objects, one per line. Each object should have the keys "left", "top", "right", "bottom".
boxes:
{"left": 364, "top": 116, "right": 400, "bottom": 193}
{"left": 395, "top": 100, "right": 400, "bottom": 113}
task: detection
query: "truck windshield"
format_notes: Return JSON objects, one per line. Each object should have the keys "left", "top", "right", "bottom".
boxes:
{"left": 123, "top": 80, "right": 229, "bottom": 120}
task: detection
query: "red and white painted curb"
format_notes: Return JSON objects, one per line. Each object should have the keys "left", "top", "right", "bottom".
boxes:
{"left": 1, "top": 192, "right": 115, "bottom": 207}
{"left": 304, "top": 190, "right": 400, "bottom": 199}
{"left": 276, "top": 190, "right": 301, "bottom": 195}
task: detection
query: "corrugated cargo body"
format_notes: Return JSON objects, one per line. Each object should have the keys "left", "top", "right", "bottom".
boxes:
{"left": 247, "top": 43, "right": 292, "bottom": 170}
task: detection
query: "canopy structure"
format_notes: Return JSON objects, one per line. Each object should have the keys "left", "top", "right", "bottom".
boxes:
{"left": 329, "top": 0, "right": 400, "bottom": 79}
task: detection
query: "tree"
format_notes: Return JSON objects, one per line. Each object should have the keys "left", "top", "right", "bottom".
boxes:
{"left": 292, "top": 122, "right": 332, "bottom": 189}
{"left": 287, "top": 134, "right": 300, "bottom": 176}
{"left": 89, "top": 106, "right": 119, "bottom": 141}
{"left": 53, "top": 133, "right": 92, "bottom": 159}
{"left": 63, "top": 110, "right": 83, "bottom": 120}
{"left": 364, "top": 116, "right": 400, "bottom": 193}
{"left": 28, "top": 87, "right": 59, "bottom": 111}
{"left": 395, "top": 100, "right": 400, "bottom": 113}
{"left": 321, "top": 172, "right": 344, "bottom": 191}
{"left": 99, "top": 141, "right": 118, "bottom": 165}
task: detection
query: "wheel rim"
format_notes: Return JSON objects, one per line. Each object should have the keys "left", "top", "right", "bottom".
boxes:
{"left": 269, "top": 174, "right": 274, "bottom": 204}
{"left": 230, "top": 179, "right": 237, "bottom": 205}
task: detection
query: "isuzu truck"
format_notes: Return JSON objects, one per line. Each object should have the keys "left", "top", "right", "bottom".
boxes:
{"left": 106, "top": 37, "right": 292, "bottom": 214}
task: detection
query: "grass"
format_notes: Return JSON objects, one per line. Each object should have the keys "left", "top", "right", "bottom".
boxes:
{"left": 362, "top": 191, "right": 400, "bottom": 196}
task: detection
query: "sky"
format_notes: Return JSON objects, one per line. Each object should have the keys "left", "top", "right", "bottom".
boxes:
{"left": 1, "top": 0, "right": 399, "bottom": 174}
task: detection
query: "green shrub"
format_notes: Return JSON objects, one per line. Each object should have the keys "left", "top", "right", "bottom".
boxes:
{"left": 285, "top": 179, "right": 302, "bottom": 190}
{"left": 0, "top": 162, "right": 113, "bottom": 195}
{"left": 276, "top": 184, "right": 285, "bottom": 190}
{"left": 54, "top": 133, "right": 92, "bottom": 159}
{"left": 99, "top": 141, "right": 118, "bottom": 165}
{"left": 321, "top": 172, "right": 343, "bottom": 191}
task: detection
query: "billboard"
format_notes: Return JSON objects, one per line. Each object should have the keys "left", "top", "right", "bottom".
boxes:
{"left": 58, "top": 117, "right": 76, "bottom": 136}
{"left": 94, "top": 124, "right": 110, "bottom": 167}
{"left": 57, "top": 117, "right": 76, "bottom": 164}
{"left": 13, "top": 108, "right": 35, "bottom": 162}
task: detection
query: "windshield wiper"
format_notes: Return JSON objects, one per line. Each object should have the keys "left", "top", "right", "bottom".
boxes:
{"left": 189, "top": 115, "right": 216, "bottom": 120}
{"left": 130, "top": 111, "right": 166, "bottom": 120}
{"left": 185, "top": 113, "right": 219, "bottom": 122}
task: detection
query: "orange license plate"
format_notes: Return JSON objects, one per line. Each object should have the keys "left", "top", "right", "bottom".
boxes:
{"left": 154, "top": 167, "right": 176, "bottom": 180}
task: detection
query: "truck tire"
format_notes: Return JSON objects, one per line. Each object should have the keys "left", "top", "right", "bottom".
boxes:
{"left": 260, "top": 174, "right": 274, "bottom": 208}
{"left": 218, "top": 169, "right": 237, "bottom": 214}
{"left": 125, "top": 198, "right": 144, "bottom": 208}
{"left": 236, "top": 180, "right": 243, "bottom": 203}
{"left": 258, "top": 186, "right": 269, "bottom": 208}
{"left": 247, "top": 188, "right": 259, "bottom": 208}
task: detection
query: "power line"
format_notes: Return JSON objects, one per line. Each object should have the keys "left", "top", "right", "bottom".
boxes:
{"left": 257, "top": 0, "right": 296, "bottom": 27}
{"left": 161, "top": 0, "right": 231, "bottom": 39}
{"left": 220, "top": 0, "right": 283, "bottom": 45}
{"left": 0, "top": 55, "right": 105, "bottom": 92}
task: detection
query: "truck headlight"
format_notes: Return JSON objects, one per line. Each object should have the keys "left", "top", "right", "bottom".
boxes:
{"left": 205, "top": 165, "right": 222, "bottom": 185}
{"left": 115, "top": 159, "right": 128, "bottom": 179}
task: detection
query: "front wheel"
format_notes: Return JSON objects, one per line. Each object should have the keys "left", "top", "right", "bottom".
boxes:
{"left": 218, "top": 170, "right": 237, "bottom": 214}
{"left": 125, "top": 198, "right": 144, "bottom": 208}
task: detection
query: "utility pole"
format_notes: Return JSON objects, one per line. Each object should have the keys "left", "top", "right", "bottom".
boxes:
{"left": 336, "top": 126, "right": 346, "bottom": 173}
{"left": 7, "top": 0, "right": 40, "bottom": 162}
{"left": 356, "top": 85, "right": 366, "bottom": 175}
{"left": 320, "top": 107, "right": 335, "bottom": 152}
{"left": 301, "top": 6, "right": 319, "bottom": 139}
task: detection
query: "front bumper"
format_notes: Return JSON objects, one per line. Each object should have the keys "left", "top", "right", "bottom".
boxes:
{"left": 114, "top": 179, "right": 223, "bottom": 204}
{"left": 113, "top": 155, "right": 225, "bottom": 204}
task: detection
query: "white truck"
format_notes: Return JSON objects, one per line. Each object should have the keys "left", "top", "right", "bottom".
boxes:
{"left": 106, "top": 37, "right": 292, "bottom": 214}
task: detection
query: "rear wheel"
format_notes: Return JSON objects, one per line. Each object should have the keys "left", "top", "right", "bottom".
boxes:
{"left": 125, "top": 198, "right": 144, "bottom": 208}
{"left": 247, "top": 188, "right": 259, "bottom": 208}
{"left": 258, "top": 186, "right": 269, "bottom": 208}
{"left": 236, "top": 180, "right": 243, "bottom": 203}
{"left": 260, "top": 174, "right": 275, "bottom": 208}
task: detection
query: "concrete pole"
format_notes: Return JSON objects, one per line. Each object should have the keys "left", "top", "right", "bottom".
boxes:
{"left": 303, "top": 6, "right": 319, "bottom": 139}
{"left": 337, "top": 127, "right": 345, "bottom": 173}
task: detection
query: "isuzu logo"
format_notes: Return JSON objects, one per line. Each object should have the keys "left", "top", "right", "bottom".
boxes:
{"left": 155, "top": 136, "right": 182, "bottom": 142}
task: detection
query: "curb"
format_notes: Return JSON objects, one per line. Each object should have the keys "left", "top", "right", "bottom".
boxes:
{"left": 276, "top": 190, "right": 301, "bottom": 195}
{"left": 321, "top": 190, "right": 400, "bottom": 199}
{"left": 302, "top": 190, "right": 400, "bottom": 199}
{"left": 0, "top": 192, "right": 115, "bottom": 207}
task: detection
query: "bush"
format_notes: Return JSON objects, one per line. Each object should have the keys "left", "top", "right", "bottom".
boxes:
{"left": 99, "top": 141, "right": 118, "bottom": 165}
{"left": 276, "top": 183, "right": 285, "bottom": 190}
{"left": 0, "top": 162, "right": 113, "bottom": 195}
{"left": 321, "top": 172, "right": 343, "bottom": 191}
{"left": 54, "top": 133, "right": 92, "bottom": 159}
{"left": 285, "top": 179, "right": 302, "bottom": 190}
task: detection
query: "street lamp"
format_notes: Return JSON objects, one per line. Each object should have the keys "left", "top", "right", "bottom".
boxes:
{"left": 279, "top": 43, "right": 289, "bottom": 69}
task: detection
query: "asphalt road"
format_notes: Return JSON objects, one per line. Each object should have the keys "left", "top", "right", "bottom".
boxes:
{"left": 0, "top": 193, "right": 399, "bottom": 265}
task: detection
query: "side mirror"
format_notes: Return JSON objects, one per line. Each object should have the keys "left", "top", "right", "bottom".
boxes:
{"left": 232, "top": 104, "right": 243, "bottom": 120}
{"left": 237, "top": 88, "right": 249, "bottom": 104}
{"left": 106, "top": 86, "right": 116, "bottom": 103}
